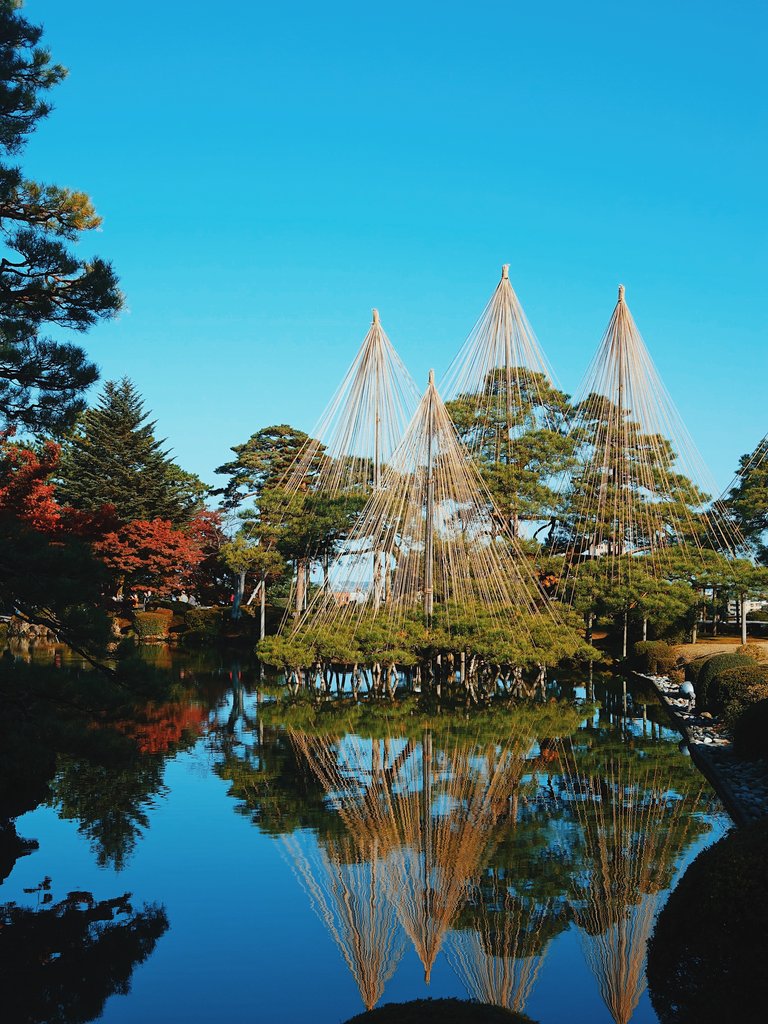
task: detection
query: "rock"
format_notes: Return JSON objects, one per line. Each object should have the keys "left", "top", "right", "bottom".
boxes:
{"left": 701, "top": 712, "right": 713, "bottom": 720}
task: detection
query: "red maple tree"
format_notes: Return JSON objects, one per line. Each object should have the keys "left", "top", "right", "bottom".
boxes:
{"left": 94, "top": 517, "right": 205, "bottom": 597}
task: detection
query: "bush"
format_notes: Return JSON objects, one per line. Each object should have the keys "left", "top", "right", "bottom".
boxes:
{"left": 685, "top": 655, "right": 710, "bottom": 685}
{"left": 633, "top": 640, "right": 677, "bottom": 675}
{"left": 733, "top": 698, "right": 768, "bottom": 760}
{"left": 695, "top": 653, "right": 754, "bottom": 710}
{"left": 712, "top": 664, "right": 768, "bottom": 728}
{"left": 343, "top": 1000, "right": 535, "bottom": 1024}
{"left": 735, "top": 642, "right": 766, "bottom": 661}
{"left": 647, "top": 819, "right": 768, "bottom": 1024}
{"left": 132, "top": 609, "right": 173, "bottom": 641}
{"left": 183, "top": 607, "right": 225, "bottom": 644}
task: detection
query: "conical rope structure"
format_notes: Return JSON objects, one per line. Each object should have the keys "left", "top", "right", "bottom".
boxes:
{"left": 288, "top": 728, "right": 534, "bottom": 985}
{"left": 291, "top": 370, "right": 561, "bottom": 638}
{"left": 557, "top": 286, "right": 738, "bottom": 588}
{"left": 557, "top": 745, "right": 707, "bottom": 1024}
{"left": 439, "top": 265, "right": 571, "bottom": 538}
{"left": 447, "top": 884, "right": 553, "bottom": 1016}
{"left": 254, "top": 309, "right": 419, "bottom": 618}
{"left": 279, "top": 309, "right": 420, "bottom": 499}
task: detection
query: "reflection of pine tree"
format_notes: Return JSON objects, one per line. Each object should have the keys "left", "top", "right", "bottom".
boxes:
{"left": 448, "top": 881, "right": 553, "bottom": 1014}
{"left": 558, "top": 748, "right": 706, "bottom": 1024}
{"left": 0, "top": 888, "right": 167, "bottom": 1024}
{"left": 283, "top": 832, "right": 405, "bottom": 1011}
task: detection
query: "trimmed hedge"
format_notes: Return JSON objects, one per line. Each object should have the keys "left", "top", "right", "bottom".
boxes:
{"left": 133, "top": 609, "right": 173, "bottom": 641}
{"left": 711, "top": 663, "right": 768, "bottom": 727}
{"left": 694, "top": 653, "right": 754, "bottom": 710}
{"left": 647, "top": 819, "right": 768, "bottom": 1023}
{"left": 733, "top": 697, "right": 768, "bottom": 760}
{"left": 633, "top": 640, "right": 677, "bottom": 675}
{"left": 183, "top": 607, "right": 225, "bottom": 644}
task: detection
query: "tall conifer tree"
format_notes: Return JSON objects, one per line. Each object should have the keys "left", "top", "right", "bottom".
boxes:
{"left": 58, "top": 378, "right": 205, "bottom": 525}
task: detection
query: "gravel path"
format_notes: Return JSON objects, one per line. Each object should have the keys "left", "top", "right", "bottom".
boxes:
{"left": 638, "top": 672, "right": 768, "bottom": 826}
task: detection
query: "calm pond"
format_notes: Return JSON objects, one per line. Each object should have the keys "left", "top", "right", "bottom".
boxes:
{"left": 1, "top": 646, "right": 728, "bottom": 1024}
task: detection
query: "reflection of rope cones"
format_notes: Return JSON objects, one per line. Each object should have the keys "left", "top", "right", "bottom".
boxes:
{"left": 448, "top": 887, "right": 552, "bottom": 1014}
{"left": 283, "top": 831, "right": 404, "bottom": 1010}
{"left": 561, "top": 286, "right": 739, "bottom": 587}
{"left": 558, "top": 747, "right": 705, "bottom": 1024}
{"left": 290, "top": 729, "right": 533, "bottom": 984}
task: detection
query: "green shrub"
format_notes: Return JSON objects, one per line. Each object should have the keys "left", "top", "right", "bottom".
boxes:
{"left": 633, "top": 640, "right": 677, "bottom": 675}
{"left": 647, "top": 819, "right": 768, "bottom": 1023}
{"left": 686, "top": 655, "right": 710, "bottom": 685}
{"left": 712, "top": 663, "right": 768, "bottom": 728}
{"left": 733, "top": 698, "right": 768, "bottom": 760}
{"left": 132, "top": 609, "right": 172, "bottom": 641}
{"left": 695, "top": 653, "right": 753, "bottom": 710}
{"left": 183, "top": 607, "right": 225, "bottom": 644}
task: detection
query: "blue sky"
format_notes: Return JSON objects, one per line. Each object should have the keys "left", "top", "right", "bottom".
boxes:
{"left": 23, "top": 0, "right": 767, "bottom": 492}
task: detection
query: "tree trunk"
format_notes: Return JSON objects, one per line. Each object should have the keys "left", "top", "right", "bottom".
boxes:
{"left": 260, "top": 578, "right": 266, "bottom": 641}
{"left": 232, "top": 570, "right": 246, "bottom": 621}
{"left": 742, "top": 593, "right": 748, "bottom": 645}
{"left": 294, "top": 557, "right": 307, "bottom": 617}
{"left": 712, "top": 587, "right": 718, "bottom": 636}
{"left": 622, "top": 609, "right": 628, "bottom": 660}
{"left": 642, "top": 615, "right": 648, "bottom": 642}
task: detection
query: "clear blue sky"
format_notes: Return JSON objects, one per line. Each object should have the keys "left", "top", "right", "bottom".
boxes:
{"left": 23, "top": 0, "right": 767, "bottom": 492}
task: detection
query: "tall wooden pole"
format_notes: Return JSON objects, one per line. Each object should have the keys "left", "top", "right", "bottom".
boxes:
{"left": 501, "top": 264, "right": 517, "bottom": 536}
{"left": 616, "top": 284, "right": 626, "bottom": 558}
{"left": 424, "top": 370, "right": 435, "bottom": 627}
{"left": 372, "top": 309, "right": 383, "bottom": 610}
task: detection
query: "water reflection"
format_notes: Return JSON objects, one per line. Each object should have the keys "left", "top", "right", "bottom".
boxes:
{"left": 0, "top": 883, "right": 168, "bottom": 1024}
{"left": 259, "top": 698, "right": 717, "bottom": 1020}
{"left": 556, "top": 746, "right": 709, "bottom": 1024}
{"left": 0, "top": 650, "right": 728, "bottom": 1023}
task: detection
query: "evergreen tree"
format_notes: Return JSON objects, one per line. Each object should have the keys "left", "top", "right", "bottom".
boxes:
{"left": 446, "top": 367, "right": 578, "bottom": 538}
{"left": 0, "top": 1, "right": 122, "bottom": 433}
{"left": 728, "top": 434, "right": 768, "bottom": 563}
{"left": 57, "top": 378, "right": 205, "bottom": 525}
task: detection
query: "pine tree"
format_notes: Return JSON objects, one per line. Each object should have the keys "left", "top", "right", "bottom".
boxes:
{"left": 57, "top": 378, "right": 205, "bottom": 525}
{"left": 0, "top": 0, "right": 122, "bottom": 433}
{"left": 728, "top": 435, "right": 768, "bottom": 563}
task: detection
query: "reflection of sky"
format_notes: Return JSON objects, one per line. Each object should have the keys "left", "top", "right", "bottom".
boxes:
{"left": 3, "top": 681, "right": 730, "bottom": 1024}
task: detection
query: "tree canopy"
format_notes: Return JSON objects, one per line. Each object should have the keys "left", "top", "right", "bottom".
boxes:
{"left": 58, "top": 378, "right": 206, "bottom": 525}
{"left": 0, "top": 0, "right": 122, "bottom": 433}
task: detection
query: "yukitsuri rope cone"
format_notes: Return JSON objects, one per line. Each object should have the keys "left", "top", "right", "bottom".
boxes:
{"left": 439, "top": 264, "right": 571, "bottom": 538}
{"left": 556, "top": 746, "right": 706, "bottom": 1024}
{"left": 266, "top": 309, "right": 419, "bottom": 617}
{"left": 288, "top": 729, "right": 533, "bottom": 985}
{"left": 293, "top": 368, "right": 560, "bottom": 637}
{"left": 447, "top": 885, "right": 553, "bottom": 1016}
{"left": 280, "top": 308, "right": 420, "bottom": 498}
{"left": 557, "top": 285, "right": 737, "bottom": 588}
